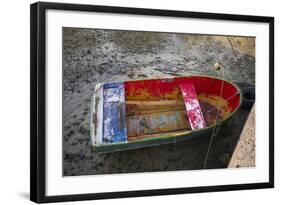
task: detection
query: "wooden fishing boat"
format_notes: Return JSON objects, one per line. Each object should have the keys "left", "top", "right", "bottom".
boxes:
{"left": 90, "top": 76, "right": 242, "bottom": 153}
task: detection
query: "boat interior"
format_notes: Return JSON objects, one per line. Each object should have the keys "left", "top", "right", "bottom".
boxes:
{"left": 123, "top": 76, "right": 241, "bottom": 141}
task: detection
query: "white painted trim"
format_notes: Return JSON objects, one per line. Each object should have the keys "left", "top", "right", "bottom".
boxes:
{"left": 90, "top": 83, "right": 104, "bottom": 145}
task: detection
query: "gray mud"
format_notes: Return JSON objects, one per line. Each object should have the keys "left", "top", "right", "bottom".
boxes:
{"left": 63, "top": 28, "right": 255, "bottom": 176}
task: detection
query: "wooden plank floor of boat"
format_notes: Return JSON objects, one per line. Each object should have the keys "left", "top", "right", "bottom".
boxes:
{"left": 126, "top": 100, "right": 190, "bottom": 141}
{"left": 125, "top": 96, "right": 232, "bottom": 141}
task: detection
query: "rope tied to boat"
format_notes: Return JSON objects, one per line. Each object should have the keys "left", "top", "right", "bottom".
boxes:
{"left": 203, "top": 64, "right": 225, "bottom": 169}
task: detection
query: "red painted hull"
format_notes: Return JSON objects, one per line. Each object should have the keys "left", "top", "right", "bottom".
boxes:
{"left": 124, "top": 76, "right": 241, "bottom": 113}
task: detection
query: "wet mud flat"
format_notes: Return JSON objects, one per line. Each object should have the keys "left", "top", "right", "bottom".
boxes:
{"left": 63, "top": 28, "right": 255, "bottom": 176}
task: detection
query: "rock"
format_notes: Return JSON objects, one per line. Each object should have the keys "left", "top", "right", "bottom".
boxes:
{"left": 214, "top": 62, "right": 222, "bottom": 71}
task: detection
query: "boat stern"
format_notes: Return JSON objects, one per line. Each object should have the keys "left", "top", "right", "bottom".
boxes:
{"left": 90, "top": 83, "right": 104, "bottom": 146}
{"left": 90, "top": 82, "right": 128, "bottom": 147}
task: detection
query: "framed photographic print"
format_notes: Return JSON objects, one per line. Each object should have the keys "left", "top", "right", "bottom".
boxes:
{"left": 30, "top": 1, "right": 274, "bottom": 203}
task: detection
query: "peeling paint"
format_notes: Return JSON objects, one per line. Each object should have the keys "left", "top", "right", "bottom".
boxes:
{"left": 126, "top": 110, "right": 190, "bottom": 139}
{"left": 103, "top": 82, "right": 127, "bottom": 143}
{"left": 91, "top": 76, "right": 241, "bottom": 150}
{"left": 180, "top": 84, "right": 206, "bottom": 130}
{"left": 198, "top": 94, "right": 232, "bottom": 125}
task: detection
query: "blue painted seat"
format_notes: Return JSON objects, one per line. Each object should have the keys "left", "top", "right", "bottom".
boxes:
{"left": 103, "top": 82, "right": 127, "bottom": 143}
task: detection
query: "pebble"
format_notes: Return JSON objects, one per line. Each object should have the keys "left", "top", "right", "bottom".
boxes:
{"left": 214, "top": 62, "right": 223, "bottom": 71}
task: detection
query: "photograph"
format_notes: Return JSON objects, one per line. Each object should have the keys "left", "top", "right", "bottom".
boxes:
{"left": 62, "top": 27, "right": 256, "bottom": 176}
{"left": 29, "top": 1, "right": 274, "bottom": 202}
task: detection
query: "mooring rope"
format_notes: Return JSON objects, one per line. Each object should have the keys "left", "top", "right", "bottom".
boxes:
{"left": 203, "top": 60, "right": 225, "bottom": 169}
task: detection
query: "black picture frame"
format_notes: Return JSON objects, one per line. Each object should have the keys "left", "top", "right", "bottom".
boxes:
{"left": 30, "top": 1, "right": 274, "bottom": 203}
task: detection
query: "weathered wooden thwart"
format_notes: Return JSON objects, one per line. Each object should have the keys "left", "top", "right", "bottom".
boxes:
{"left": 90, "top": 76, "right": 242, "bottom": 153}
{"left": 180, "top": 84, "right": 206, "bottom": 130}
